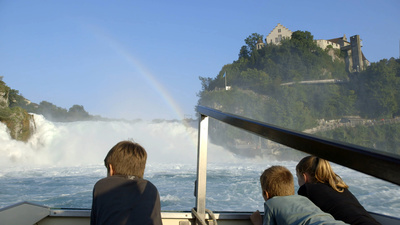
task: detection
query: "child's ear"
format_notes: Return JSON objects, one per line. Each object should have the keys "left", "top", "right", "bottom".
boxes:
{"left": 108, "top": 164, "right": 115, "bottom": 176}
{"left": 263, "top": 190, "right": 269, "bottom": 201}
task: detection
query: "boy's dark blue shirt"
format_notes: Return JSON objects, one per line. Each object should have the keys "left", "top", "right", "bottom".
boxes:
{"left": 91, "top": 175, "right": 162, "bottom": 225}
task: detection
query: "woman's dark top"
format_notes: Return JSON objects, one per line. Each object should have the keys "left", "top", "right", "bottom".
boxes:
{"left": 91, "top": 175, "right": 163, "bottom": 225}
{"left": 298, "top": 183, "right": 381, "bottom": 225}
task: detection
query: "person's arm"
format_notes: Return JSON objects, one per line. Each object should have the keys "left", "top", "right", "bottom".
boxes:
{"left": 251, "top": 208, "right": 276, "bottom": 225}
{"left": 250, "top": 210, "right": 263, "bottom": 225}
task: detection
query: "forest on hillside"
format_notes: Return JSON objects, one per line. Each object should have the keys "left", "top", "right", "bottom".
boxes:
{"left": 197, "top": 31, "right": 400, "bottom": 155}
{"left": 0, "top": 77, "right": 96, "bottom": 123}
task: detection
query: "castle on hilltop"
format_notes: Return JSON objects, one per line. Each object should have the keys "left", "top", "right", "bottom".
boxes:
{"left": 258, "top": 23, "right": 369, "bottom": 73}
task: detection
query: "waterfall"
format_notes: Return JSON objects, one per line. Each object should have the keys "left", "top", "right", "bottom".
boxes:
{"left": 0, "top": 114, "right": 238, "bottom": 168}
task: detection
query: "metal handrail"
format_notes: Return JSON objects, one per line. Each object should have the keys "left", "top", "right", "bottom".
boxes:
{"left": 196, "top": 105, "right": 400, "bottom": 186}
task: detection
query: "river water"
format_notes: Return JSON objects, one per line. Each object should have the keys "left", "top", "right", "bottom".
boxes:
{"left": 0, "top": 114, "right": 399, "bottom": 216}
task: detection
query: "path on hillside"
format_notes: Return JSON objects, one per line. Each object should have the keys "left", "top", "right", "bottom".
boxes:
{"left": 303, "top": 117, "right": 400, "bottom": 134}
{"left": 280, "top": 79, "right": 346, "bottom": 86}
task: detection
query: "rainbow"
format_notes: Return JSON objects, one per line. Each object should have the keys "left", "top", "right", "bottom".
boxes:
{"left": 117, "top": 49, "right": 186, "bottom": 120}
{"left": 89, "top": 25, "right": 186, "bottom": 120}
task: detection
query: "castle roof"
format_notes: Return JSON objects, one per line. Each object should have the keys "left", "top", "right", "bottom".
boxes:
{"left": 266, "top": 23, "right": 292, "bottom": 37}
{"left": 328, "top": 35, "right": 349, "bottom": 44}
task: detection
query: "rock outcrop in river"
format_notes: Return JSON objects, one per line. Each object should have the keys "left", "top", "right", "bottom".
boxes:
{"left": 0, "top": 81, "right": 35, "bottom": 142}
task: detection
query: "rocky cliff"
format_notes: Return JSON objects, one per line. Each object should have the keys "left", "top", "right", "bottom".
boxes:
{"left": 0, "top": 81, "right": 35, "bottom": 142}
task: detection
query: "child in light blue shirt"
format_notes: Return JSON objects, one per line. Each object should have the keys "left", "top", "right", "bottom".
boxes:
{"left": 250, "top": 166, "right": 348, "bottom": 225}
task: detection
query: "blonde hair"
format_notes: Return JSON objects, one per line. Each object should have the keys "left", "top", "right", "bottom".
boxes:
{"left": 104, "top": 140, "right": 147, "bottom": 178}
{"left": 296, "top": 156, "right": 348, "bottom": 192}
{"left": 260, "top": 166, "right": 295, "bottom": 198}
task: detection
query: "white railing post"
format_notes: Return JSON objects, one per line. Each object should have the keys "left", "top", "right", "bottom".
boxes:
{"left": 195, "top": 114, "right": 209, "bottom": 223}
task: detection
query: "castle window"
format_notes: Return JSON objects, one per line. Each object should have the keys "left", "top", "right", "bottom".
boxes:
{"left": 278, "top": 35, "right": 282, "bottom": 42}
{"left": 275, "top": 37, "right": 278, "bottom": 43}
{"left": 278, "top": 29, "right": 281, "bottom": 33}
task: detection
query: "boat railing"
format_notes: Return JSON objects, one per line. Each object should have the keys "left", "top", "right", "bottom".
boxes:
{"left": 194, "top": 105, "right": 400, "bottom": 222}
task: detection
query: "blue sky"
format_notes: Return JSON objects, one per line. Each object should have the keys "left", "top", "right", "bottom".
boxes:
{"left": 1, "top": 0, "right": 399, "bottom": 120}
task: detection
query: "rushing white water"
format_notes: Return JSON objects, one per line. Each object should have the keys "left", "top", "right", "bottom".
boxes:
{"left": 0, "top": 114, "right": 399, "bottom": 217}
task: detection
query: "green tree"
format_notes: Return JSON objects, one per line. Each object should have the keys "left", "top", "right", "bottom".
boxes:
{"left": 291, "top": 30, "right": 315, "bottom": 49}
{"left": 68, "top": 105, "right": 90, "bottom": 120}
{"left": 238, "top": 45, "right": 250, "bottom": 59}
{"left": 244, "top": 33, "right": 263, "bottom": 52}
{"left": 356, "top": 58, "right": 400, "bottom": 118}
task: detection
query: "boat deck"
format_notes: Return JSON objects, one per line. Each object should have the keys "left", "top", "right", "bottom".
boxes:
{"left": 1, "top": 202, "right": 399, "bottom": 225}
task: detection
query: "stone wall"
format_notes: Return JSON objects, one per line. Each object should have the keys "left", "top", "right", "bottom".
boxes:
{"left": 315, "top": 39, "right": 341, "bottom": 50}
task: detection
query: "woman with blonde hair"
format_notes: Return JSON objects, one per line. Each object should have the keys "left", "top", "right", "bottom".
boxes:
{"left": 296, "top": 156, "right": 381, "bottom": 225}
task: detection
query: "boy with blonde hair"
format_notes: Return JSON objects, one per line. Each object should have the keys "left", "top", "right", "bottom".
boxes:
{"left": 250, "top": 166, "right": 348, "bottom": 225}
{"left": 90, "top": 140, "right": 162, "bottom": 225}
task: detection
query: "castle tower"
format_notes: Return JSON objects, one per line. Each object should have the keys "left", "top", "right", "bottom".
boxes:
{"left": 256, "top": 38, "right": 265, "bottom": 50}
{"left": 350, "top": 35, "right": 364, "bottom": 72}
